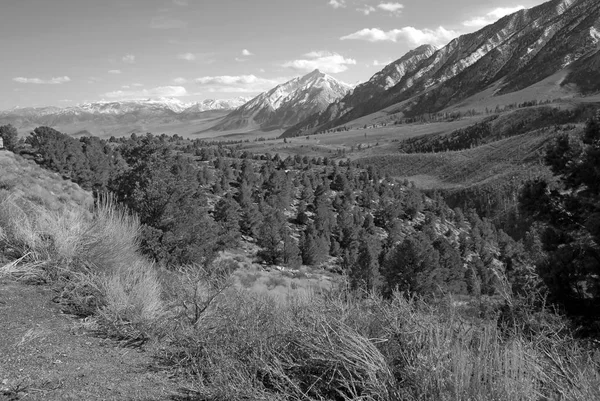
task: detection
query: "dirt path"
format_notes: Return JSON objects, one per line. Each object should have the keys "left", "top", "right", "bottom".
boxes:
{"left": 0, "top": 279, "right": 181, "bottom": 400}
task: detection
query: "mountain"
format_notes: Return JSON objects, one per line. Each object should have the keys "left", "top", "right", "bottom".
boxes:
{"left": 0, "top": 97, "right": 251, "bottom": 134}
{"left": 211, "top": 69, "right": 352, "bottom": 132}
{"left": 283, "top": 0, "right": 600, "bottom": 137}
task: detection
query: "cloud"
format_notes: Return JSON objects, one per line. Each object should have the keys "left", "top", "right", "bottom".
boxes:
{"left": 242, "top": 49, "right": 253, "bottom": 56}
{"left": 341, "top": 26, "right": 457, "bottom": 47}
{"left": 377, "top": 2, "right": 404, "bottom": 13}
{"left": 176, "top": 52, "right": 216, "bottom": 64}
{"left": 235, "top": 57, "right": 248, "bottom": 62}
{"left": 172, "top": 0, "right": 188, "bottom": 5}
{"left": 104, "top": 85, "right": 188, "bottom": 99}
{"left": 108, "top": 69, "right": 122, "bottom": 74}
{"left": 173, "top": 77, "right": 187, "bottom": 84}
{"left": 177, "top": 52, "right": 196, "bottom": 61}
{"left": 132, "top": 83, "right": 144, "bottom": 87}
{"left": 150, "top": 16, "right": 187, "bottom": 29}
{"left": 328, "top": 0, "right": 346, "bottom": 9}
{"left": 122, "top": 54, "right": 135, "bottom": 63}
{"left": 282, "top": 51, "right": 356, "bottom": 74}
{"left": 195, "top": 74, "right": 284, "bottom": 93}
{"left": 357, "top": 5, "right": 376, "bottom": 15}
{"left": 463, "top": 6, "right": 525, "bottom": 28}
{"left": 373, "top": 59, "right": 392, "bottom": 66}
{"left": 13, "top": 76, "right": 71, "bottom": 84}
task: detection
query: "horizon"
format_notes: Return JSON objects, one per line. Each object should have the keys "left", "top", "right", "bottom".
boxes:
{"left": 1, "top": 0, "right": 548, "bottom": 110}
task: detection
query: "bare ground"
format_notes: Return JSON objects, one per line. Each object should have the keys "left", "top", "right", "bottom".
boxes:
{"left": 0, "top": 279, "right": 182, "bottom": 401}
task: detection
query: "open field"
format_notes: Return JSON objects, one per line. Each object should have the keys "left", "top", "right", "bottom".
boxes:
{"left": 356, "top": 127, "right": 560, "bottom": 189}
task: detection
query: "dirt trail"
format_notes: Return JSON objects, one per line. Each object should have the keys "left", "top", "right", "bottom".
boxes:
{"left": 0, "top": 279, "right": 180, "bottom": 401}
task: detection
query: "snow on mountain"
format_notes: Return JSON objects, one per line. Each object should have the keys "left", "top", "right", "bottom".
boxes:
{"left": 283, "top": 0, "right": 600, "bottom": 137}
{"left": 0, "top": 97, "right": 251, "bottom": 119}
{"left": 0, "top": 96, "right": 253, "bottom": 136}
{"left": 212, "top": 69, "right": 352, "bottom": 131}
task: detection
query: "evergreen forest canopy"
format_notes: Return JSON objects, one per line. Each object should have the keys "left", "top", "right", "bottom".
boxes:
{"left": 3, "top": 114, "right": 600, "bottom": 328}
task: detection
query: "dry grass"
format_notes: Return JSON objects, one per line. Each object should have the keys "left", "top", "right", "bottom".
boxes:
{"left": 0, "top": 188, "right": 164, "bottom": 343}
{"left": 157, "top": 286, "right": 600, "bottom": 401}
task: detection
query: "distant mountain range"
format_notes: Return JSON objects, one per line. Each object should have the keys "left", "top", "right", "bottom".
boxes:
{"left": 282, "top": 0, "right": 600, "bottom": 137}
{"left": 209, "top": 69, "right": 352, "bottom": 132}
{"left": 0, "top": 97, "right": 251, "bottom": 129}
{"left": 3, "top": 0, "right": 599, "bottom": 139}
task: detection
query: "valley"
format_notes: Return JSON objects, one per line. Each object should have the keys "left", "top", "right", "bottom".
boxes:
{"left": 2, "top": 0, "right": 600, "bottom": 399}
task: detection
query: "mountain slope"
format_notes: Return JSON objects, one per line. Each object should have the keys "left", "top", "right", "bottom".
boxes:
{"left": 283, "top": 0, "right": 600, "bottom": 137}
{"left": 211, "top": 70, "right": 352, "bottom": 132}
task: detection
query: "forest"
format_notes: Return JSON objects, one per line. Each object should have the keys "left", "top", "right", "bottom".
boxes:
{"left": 2, "top": 116, "right": 600, "bottom": 399}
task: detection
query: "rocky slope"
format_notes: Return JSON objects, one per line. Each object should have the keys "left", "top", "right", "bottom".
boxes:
{"left": 283, "top": 0, "right": 600, "bottom": 137}
{"left": 211, "top": 69, "right": 352, "bottom": 131}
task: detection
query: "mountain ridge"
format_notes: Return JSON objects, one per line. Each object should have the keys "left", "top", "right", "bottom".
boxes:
{"left": 282, "top": 0, "right": 600, "bottom": 137}
{"left": 209, "top": 69, "right": 352, "bottom": 132}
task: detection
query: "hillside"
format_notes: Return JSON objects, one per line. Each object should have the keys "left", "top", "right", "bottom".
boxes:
{"left": 0, "top": 151, "right": 93, "bottom": 212}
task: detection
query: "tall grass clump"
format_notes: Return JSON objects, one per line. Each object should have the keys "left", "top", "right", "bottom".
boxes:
{"left": 0, "top": 191, "right": 164, "bottom": 343}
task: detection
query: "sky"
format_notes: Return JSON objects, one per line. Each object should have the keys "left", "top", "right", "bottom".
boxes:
{"left": 0, "top": 0, "right": 549, "bottom": 110}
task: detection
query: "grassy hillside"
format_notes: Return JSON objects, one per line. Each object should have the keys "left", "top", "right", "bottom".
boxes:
{"left": 0, "top": 151, "right": 93, "bottom": 212}
{"left": 357, "top": 128, "right": 556, "bottom": 189}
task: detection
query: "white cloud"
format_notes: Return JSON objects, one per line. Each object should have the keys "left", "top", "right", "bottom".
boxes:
{"left": 377, "top": 2, "right": 404, "bottom": 13}
{"left": 173, "top": 77, "right": 188, "bottom": 84}
{"left": 373, "top": 59, "right": 392, "bottom": 66}
{"left": 341, "top": 26, "right": 458, "bottom": 47}
{"left": 357, "top": 5, "right": 376, "bottom": 15}
{"left": 104, "top": 85, "right": 188, "bottom": 99}
{"left": 132, "top": 83, "right": 144, "bottom": 87}
{"left": 282, "top": 51, "right": 356, "bottom": 74}
{"left": 150, "top": 16, "right": 187, "bottom": 29}
{"left": 122, "top": 54, "right": 135, "bottom": 64}
{"left": 235, "top": 57, "right": 247, "bottom": 62}
{"left": 13, "top": 76, "right": 71, "bottom": 84}
{"left": 121, "top": 85, "right": 130, "bottom": 89}
{"left": 463, "top": 6, "right": 525, "bottom": 28}
{"left": 195, "top": 74, "right": 285, "bottom": 93}
{"left": 108, "top": 69, "right": 122, "bottom": 74}
{"left": 177, "top": 52, "right": 196, "bottom": 61}
{"left": 328, "top": 0, "right": 346, "bottom": 9}
{"left": 242, "top": 49, "right": 253, "bottom": 56}
{"left": 177, "top": 52, "right": 216, "bottom": 64}
{"left": 172, "top": 0, "right": 188, "bottom": 5}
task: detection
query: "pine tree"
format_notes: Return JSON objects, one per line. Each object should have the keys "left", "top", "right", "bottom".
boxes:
{"left": 300, "top": 223, "right": 329, "bottom": 266}
{"left": 349, "top": 232, "right": 382, "bottom": 293}
{"left": 214, "top": 195, "right": 242, "bottom": 244}
{"left": 257, "top": 209, "right": 286, "bottom": 265}
{"left": 382, "top": 232, "right": 441, "bottom": 297}
{"left": 520, "top": 114, "right": 600, "bottom": 312}
{"left": 0, "top": 124, "right": 18, "bottom": 151}
{"left": 282, "top": 230, "right": 302, "bottom": 268}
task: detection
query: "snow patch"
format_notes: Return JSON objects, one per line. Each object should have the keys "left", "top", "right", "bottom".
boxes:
{"left": 591, "top": 27, "right": 600, "bottom": 44}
